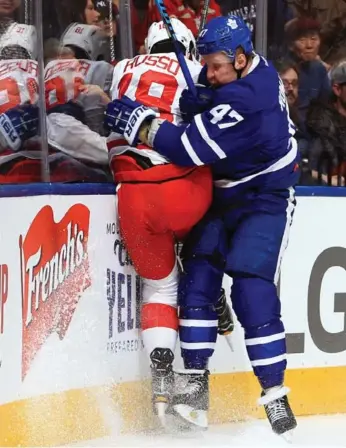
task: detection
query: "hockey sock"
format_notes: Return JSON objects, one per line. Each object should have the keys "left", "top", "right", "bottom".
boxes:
{"left": 179, "top": 305, "right": 218, "bottom": 370}
{"left": 141, "top": 302, "right": 178, "bottom": 356}
{"left": 245, "top": 320, "right": 286, "bottom": 389}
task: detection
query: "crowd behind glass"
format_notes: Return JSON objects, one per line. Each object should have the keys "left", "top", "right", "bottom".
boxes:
{"left": 0, "top": 0, "right": 345, "bottom": 186}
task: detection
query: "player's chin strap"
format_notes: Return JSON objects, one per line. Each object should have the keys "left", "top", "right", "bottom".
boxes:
{"left": 234, "top": 65, "right": 243, "bottom": 80}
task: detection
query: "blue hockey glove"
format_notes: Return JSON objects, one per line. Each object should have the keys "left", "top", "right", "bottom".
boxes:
{"left": 0, "top": 103, "right": 39, "bottom": 152}
{"left": 197, "top": 65, "right": 210, "bottom": 87}
{"left": 104, "top": 96, "right": 158, "bottom": 146}
{"left": 179, "top": 85, "right": 214, "bottom": 122}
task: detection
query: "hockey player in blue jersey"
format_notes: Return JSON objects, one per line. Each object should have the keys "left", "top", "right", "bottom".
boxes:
{"left": 104, "top": 14, "right": 299, "bottom": 437}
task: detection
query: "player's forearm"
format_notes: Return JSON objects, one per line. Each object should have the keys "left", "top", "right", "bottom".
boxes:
{"left": 47, "top": 114, "right": 109, "bottom": 164}
{"left": 140, "top": 120, "right": 199, "bottom": 167}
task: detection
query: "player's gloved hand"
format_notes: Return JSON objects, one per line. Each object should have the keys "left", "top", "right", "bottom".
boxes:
{"left": 104, "top": 96, "right": 158, "bottom": 146}
{"left": 0, "top": 103, "right": 39, "bottom": 152}
{"left": 197, "top": 64, "right": 211, "bottom": 87}
{"left": 179, "top": 85, "right": 214, "bottom": 122}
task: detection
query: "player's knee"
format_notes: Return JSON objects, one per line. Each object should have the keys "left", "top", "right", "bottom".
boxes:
{"left": 179, "top": 217, "right": 227, "bottom": 309}
{"left": 231, "top": 275, "right": 282, "bottom": 330}
{"left": 142, "top": 264, "right": 178, "bottom": 307}
{"left": 179, "top": 258, "right": 224, "bottom": 310}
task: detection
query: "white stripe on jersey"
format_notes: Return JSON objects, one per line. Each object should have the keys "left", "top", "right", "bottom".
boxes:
{"left": 214, "top": 137, "right": 297, "bottom": 189}
{"left": 181, "top": 132, "right": 203, "bottom": 165}
{"left": 194, "top": 114, "right": 227, "bottom": 159}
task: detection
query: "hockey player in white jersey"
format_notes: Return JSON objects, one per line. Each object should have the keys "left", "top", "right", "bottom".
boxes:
{"left": 45, "top": 22, "right": 113, "bottom": 167}
{"left": 0, "top": 20, "right": 38, "bottom": 117}
{"left": 0, "top": 22, "right": 114, "bottom": 182}
{"left": 0, "top": 20, "right": 40, "bottom": 181}
{"left": 104, "top": 18, "right": 213, "bottom": 424}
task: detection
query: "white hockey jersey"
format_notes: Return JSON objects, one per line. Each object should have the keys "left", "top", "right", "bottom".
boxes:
{"left": 46, "top": 59, "right": 114, "bottom": 164}
{"left": 108, "top": 52, "right": 202, "bottom": 165}
{"left": 45, "top": 59, "right": 112, "bottom": 112}
{"left": 0, "top": 59, "right": 39, "bottom": 159}
{"left": 0, "top": 59, "right": 38, "bottom": 114}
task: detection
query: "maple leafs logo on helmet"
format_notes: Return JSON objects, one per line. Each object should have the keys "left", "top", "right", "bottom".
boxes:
{"left": 197, "top": 15, "right": 253, "bottom": 60}
{"left": 227, "top": 18, "right": 238, "bottom": 30}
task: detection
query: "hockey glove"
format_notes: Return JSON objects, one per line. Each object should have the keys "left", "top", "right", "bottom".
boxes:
{"left": 104, "top": 96, "right": 158, "bottom": 146}
{"left": 179, "top": 85, "right": 214, "bottom": 123}
{"left": 0, "top": 103, "right": 39, "bottom": 152}
{"left": 197, "top": 65, "right": 210, "bottom": 87}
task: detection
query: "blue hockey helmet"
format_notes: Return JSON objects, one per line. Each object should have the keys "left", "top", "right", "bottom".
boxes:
{"left": 197, "top": 15, "right": 254, "bottom": 61}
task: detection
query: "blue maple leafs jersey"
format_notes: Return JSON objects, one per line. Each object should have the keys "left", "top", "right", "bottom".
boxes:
{"left": 153, "top": 55, "right": 299, "bottom": 204}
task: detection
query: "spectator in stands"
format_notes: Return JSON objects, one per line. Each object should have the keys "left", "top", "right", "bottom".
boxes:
{"left": 321, "top": 12, "right": 346, "bottom": 66}
{"left": 274, "top": 58, "right": 311, "bottom": 184}
{"left": 59, "top": 0, "right": 101, "bottom": 31}
{"left": 275, "top": 59, "right": 300, "bottom": 120}
{"left": 0, "top": 0, "right": 36, "bottom": 59}
{"left": 286, "top": 0, "right": 346, "bottom": 35}
{"left": 95, "top": 0, "right": 119, "bottom": 62}
{"left": 305, "top": 59, "right": 346, "bottom": 186}
{"left": 0, "top": 0, "right": 19, "bottom": 20}
{"left": 96, "top": 0, "right": 117, "bottom": 37}
{"left": 285, "top": 16, "right": 330, "bottom": 123}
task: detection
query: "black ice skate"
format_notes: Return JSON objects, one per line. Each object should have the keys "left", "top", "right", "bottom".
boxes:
{"left": 259, "top": 386, "right": 297, "bottom": 438}
{"left": 150, "top": 348, "right": 175, "bottom": 423}
{"left": 171, "top": 369, "right": 209, "bottom": 430}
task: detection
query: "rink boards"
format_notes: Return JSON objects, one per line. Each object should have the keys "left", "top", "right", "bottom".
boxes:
{"left": 0, "top": 184, "right": 345, "bottom": 447}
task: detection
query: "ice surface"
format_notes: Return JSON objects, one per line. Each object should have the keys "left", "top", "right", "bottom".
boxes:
{"left": 71, "top": 414, "right": 346, "bottom": 447}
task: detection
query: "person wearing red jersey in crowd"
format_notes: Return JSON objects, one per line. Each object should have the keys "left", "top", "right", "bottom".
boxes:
{"left": 104, "top": 18, "right": 212, "bottom": 422}
{"left": 130, "top": 0, "right": 221, "bottom": 53}
{"left": 149, "top": 0, "right": 221, "bottom": 37}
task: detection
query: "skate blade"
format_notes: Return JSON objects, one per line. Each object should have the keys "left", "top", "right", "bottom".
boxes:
{"left": 280, "top": 429, "right": 294, "bottom": 444}
{"left": 155, "top": 401, "right": 168, "bottom": 429}
{"left": 172, "top": 404, "right": 208, "bottom": 431}
{"left": 224, "top": 333, "right": 234, "bottom": 351}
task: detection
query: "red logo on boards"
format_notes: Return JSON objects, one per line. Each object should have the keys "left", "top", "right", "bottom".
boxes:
{"left": 19, "top": 204, "right": 91, "bottom": 379}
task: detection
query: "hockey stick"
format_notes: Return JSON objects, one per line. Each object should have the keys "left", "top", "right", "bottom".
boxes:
{"left": 196, "top": 0, "right": 210, "bottom": 59}
{"left": 154, "top": 0, "right": 197, "bottom": 97}
{"left": 198, "top": 0, "right": 210, "bottom": 35}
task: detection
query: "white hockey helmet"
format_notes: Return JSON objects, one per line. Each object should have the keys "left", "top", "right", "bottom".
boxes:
{"left": 60, "top": 23, "right": 108, "bottom": 61}
{"left": 0, "top": 23, "right": 38, "bottom": 59}
{"left": 145, "top": 18, "right": 197, "bottom": 59}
